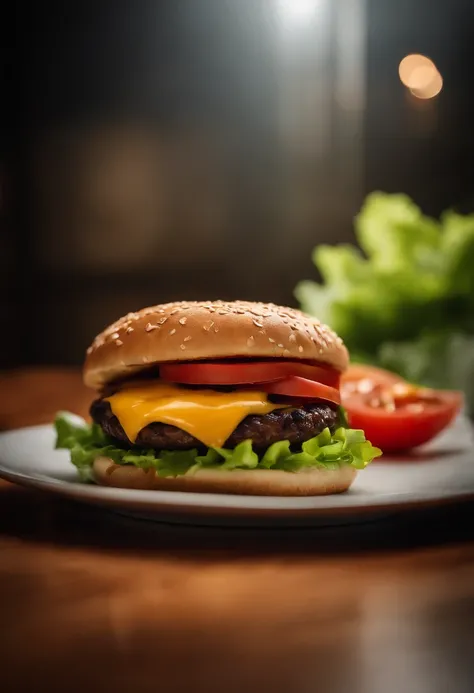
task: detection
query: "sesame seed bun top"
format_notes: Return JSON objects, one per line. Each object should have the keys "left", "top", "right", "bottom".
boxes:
{"left": 83, "top": 300, "right": 349, "bottom": 390}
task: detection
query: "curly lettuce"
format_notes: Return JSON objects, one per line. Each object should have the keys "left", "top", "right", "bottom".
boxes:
{"left": 54, "top": 411, "right": 381, "bottom": 483}
{"left": 295, "top": 192, "right": 474, "bottom": 412}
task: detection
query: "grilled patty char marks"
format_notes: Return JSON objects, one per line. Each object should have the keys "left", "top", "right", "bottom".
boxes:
{"left": 90, "top": 398, "right": 340, "bottom": 450}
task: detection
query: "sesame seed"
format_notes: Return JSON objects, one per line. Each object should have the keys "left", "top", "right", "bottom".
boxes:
{"left": 213, "top": 326, "right": 219, "bottom": 333}
{"left": 180, "top": 344, "right": 186, "bottom": 350}
{"left": 253, "top": 319, "right": 263, "bottom": 328}
{"left": 298, "top": 345, "right": 304, "bottom": 353}
{"left": 179, "top": 317, "right": 187, "bottom": 325}
{"left": 277, "top": 343, "right": 284, "bottom": 348}
{"left": 268, "top": 338, "right": 275, "bottom": 344}
{"left": 183, "top": 335, "right": 192, "bottom": 342}
{"left": 170, "top": 308, "right": 180, "bottom": 315}
{"left": 111, "top": 332, "right": 120, "bottom": 340}
{"left": 169, "top": 328, "right": 176, "bottom": 336}
{"left": 217, "top": 310, "right": 228, "bottom": 315}
{"left": 126, "top": 327, "right": 134, "bottom": 334}
{"left": 288, "top": 334, "right": 297, "bottom": 343}
{"left": 86, "top": 346, "right": 93, "bottom": 355}
{"left": 145, "top": 323, "right": 158, "bottom": 332}
{"left": 158, "top": 317, "right": 168, "bottom": 325}
{"left": 283, "top": 349, "right": 291, "bottom": 356}
{"left": 247, "top": 336, "right": 255, "bottom": 347}
{"left": 319, "top": 348, "right": 324, "bottom": 354}
{"left": 115, "top": 339, "right": 123, "bottom": 346}
{"left": 203, "top": 321, "right": 214, "bottom": 332}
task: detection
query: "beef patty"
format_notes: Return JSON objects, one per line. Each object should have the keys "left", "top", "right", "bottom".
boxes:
{"left": 90, "top": 398, "right": 340, "bottom": 450}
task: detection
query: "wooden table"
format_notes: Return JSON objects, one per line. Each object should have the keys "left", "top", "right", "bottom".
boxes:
{"left": 1, "top": 369, "right": 474, "bottom": 693}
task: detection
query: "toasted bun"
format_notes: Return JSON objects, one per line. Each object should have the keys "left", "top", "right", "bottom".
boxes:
{"left": 85, "top": 301, "right": 348, "bottom": 390}
{"left": 93, "top": 457, "right": 356, "bottom": 496}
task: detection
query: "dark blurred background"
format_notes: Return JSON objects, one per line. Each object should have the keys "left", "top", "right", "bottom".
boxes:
{"left": 2, "top": 0, "right": 474, "bottom": 366}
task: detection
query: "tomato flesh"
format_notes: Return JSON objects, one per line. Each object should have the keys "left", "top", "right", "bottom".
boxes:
{"left": 160, "top": 360, "right": 340, "bottom": 389}
{"left": 261, "top": 376, "right": 341, "bottom": 405}
{"left": 341, "top": 366, "right": 462, "bottom": 451}
{"left": 341, "top": 364, "right": 403, "bottom": 396}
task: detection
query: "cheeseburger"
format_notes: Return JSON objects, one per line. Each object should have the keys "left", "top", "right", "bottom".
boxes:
{"left": 55, "top": 301, "right": 381, "bottom": 495}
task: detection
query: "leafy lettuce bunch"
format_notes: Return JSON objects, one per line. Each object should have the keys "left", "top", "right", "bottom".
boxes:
{"left": 295, "top": 192, "right": 474, "bottom": 410}
{"left": 55, "top": 411, "right": 381, "bottom": 483}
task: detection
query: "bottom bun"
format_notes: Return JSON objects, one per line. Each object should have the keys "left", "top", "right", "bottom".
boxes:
{"left": 93, "top": 457, "right": 357, "bottom": 496}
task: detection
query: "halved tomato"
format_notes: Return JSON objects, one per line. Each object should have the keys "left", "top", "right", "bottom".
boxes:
{"left": 341, "top": 364, "right": 403, "bottom": 397}
{"left": 160, "top": 361, "right": 340, "bottom": 389}
{"left": 342, "top": 368, "right": 463, "bottom": 451}
{"left": 261, "top": 376, "right": 341, "bottom": 405}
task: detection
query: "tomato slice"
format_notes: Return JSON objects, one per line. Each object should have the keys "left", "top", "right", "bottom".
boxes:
{"left": 342, "top": 370, "right": 463, "bottom": 451}
{"left": 160, "top": 361, "right": 340, "bottom": 388}
{"left": 261, "top": 376, "right": 341, "bottom": 405}
{"left": 341, "top": 364, "right": 404, "bottom": 397}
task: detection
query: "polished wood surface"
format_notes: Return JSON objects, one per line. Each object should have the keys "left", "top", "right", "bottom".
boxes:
{"left": 1, "top": 370, "right": 474, "bottom": 693}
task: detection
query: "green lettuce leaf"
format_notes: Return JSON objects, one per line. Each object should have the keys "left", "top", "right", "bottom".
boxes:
{"left": 295, "top": 191, "right": 474, "bottom": 413}
{"left": 378, "top": 331, "right": 474, "bottom": 408}
{"left": 54, "top": 412, "right": 381, "bottom": 482}
{"left": 355, "top": 192, "right": 441, "bottom": 272}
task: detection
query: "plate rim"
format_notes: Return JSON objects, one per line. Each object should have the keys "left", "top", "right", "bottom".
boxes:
{"left": 1, "top": 423, "right": 474, "bottom": 519}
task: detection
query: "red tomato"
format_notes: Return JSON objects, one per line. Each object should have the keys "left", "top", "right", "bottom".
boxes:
{"left": 342, "top": 371, "right": 463, "bottom": 451}
{"left": 261, "top": 376, "right": 341, "bottom": 405}
{"left": 160, "top": 361, "right": 340, "bottom": 388}
{"left": 341, "top": 364, "right": 403, "bottom": 396}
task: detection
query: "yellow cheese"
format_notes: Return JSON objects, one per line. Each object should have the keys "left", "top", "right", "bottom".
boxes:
{"left": 105, "top": 383, "right": 282, "bottom": 448}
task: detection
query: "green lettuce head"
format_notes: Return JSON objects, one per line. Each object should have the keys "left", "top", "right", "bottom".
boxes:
{"left": 295, "top": 192, "right": 474, "bottom": 413}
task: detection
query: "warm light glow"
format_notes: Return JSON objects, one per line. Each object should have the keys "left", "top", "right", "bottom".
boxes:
{"left": 410, "top": 71, "right": 443, "bottom": 99}
{"left": 399, "top": 54, "right": 443, "bottom": 100}
{"left": 276, "top": 0, "right": 323, "bottom": 26}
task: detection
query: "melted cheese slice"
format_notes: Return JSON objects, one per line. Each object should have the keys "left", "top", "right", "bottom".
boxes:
{"left": 105, "top": 383, "right": 282, "bottom": 448}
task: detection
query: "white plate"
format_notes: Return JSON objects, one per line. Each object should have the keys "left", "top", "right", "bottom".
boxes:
{"left": 0, "top": 418, "right": 473, "bottom": 526}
